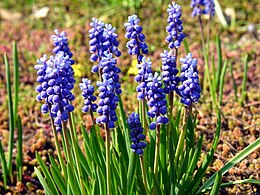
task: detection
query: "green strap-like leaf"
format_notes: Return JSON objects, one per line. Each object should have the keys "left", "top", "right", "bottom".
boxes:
{"left": 209, "top": 171, "right": 222, "bottom": 195}
{"left": 16, "top": 115, "right": 23, "bottom": 182}
{"left": 0, "top": 140, "right": 7, "bottom": 188}
{"left": 36, "top": 152, "right": 60, "bottom": 194}
{"left": 34, "top": 167, "right": 55, "bottom": 195}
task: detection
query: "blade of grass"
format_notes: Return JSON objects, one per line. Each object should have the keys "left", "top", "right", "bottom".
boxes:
{"left": 34, "top": 167, "right": 55, "bottom": 195}
{"left": 16, "top": 115, "right": 22, "bottom": 182}
{"left": 183, "top": 39, "right": 190, "bottom": 54}
{"left": 209, "top": 171, "right": 222, "bottom": 195}
{"left": 67, "top": 163, "right": 81, "bottom": 195}
{"left": 127, "top": 152, "right": 136, "bottom": 195}
{"left": 215, "top": 35, "right": 223, "bottom": 90}
{"left": 240, "top": 55, "right": 248, "bottom": 105}
{"left": 197, "top": 137, "right": 260, "bottom": 194}
{"left": 118, "top": 95, "right": 130, "bottom": 155}
{"left": 215, "top": 0, "right": 228, "bottom": 28}
{"left": 0, "top": 140, "right": 8, "bottom": 188}
{"left": 218, "top": 59, "right": 228, "bottom": 105}
{"left": 201, "top": 179, "right": 260, "bottom": 193}
{"left": 150, "top": 167, "right": 162, "bottom": 195}
{"left": 36, "top": 152, "right": 59, "bottom": 194}
{"left": 230, "top": 63, "right": 238, "bottom": 101}
{"left": 4, "top": 53, "right": 15, "bottom": 180}
{"left": 50, "top": 166, "right": 66, "bottom": 194}
{"left": 96, "top": 166, "right": 105, "bottom": 195}
{"left": 13, "top": 41, "right": 19, "bottom": 125}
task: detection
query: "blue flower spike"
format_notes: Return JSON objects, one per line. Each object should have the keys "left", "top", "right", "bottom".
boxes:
{"left": 146, "top": 72, "right": 169, "bottom": 130}
{"left": 124, "top": 14, "right": 149, "bottom": 62}
{"left": 135, "top": 57, "right": 153, "bottom": 100}
{"left": 166, "top": 2, "right": 186, "bottom": 49}
{"left": 178, "top": 53, "right": 201, "bottom": 106}
{"left": 96, "top": 52, "right": 122, "bottom": 129}
{"left": 35, "top": 30, "right": 75, "bottom": 130}
{"left": 127, "top": 112, "right": 147, "bottom": 155}
{"left": 89, "top": 18, "right": 121, "bottom": 74}
{"left": 161, "top": 50, "right": 180, "bottom": 94}
{"left": 79, "top": 78, "right": 98, "bottom": 113}
{"left": 191, "top": 0, "right": 215, "bottom": 17}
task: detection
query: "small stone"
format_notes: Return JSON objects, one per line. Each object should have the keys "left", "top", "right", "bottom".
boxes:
{"left": 233, "top": 127, "right": 242, "bottom": 140}
{"left": 16, "top": 181, "right": 24, "bottom": 192}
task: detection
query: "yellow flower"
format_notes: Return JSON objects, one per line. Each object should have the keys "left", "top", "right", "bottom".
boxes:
{"left": 127, "top": 59, "right": 138, "bottom": 75}
{"left": 73, "top": 63, "right": 83, "bottom": 77}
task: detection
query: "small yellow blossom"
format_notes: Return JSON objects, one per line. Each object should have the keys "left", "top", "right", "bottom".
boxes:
{"left": 127, "top": 59, "right": 138, "bottom": 75}
{"left": 73, "top": 63, "right": 84, "bottom": 77}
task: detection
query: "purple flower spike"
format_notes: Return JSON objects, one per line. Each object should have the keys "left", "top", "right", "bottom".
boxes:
{"left": 127, "top": 112, "right": 146, "bottom": 155}
{"left": 161, "top": 50, "right": 180, "bottom": 94}
{"left": 135, "top": 57, "right": 152, "bottom": 100}
{"left": 89, "top": 18, "right": 121, "bottom": 74}
{"left": 79, "top": 78, "right": 97, "bottom": 113}
{"left": 146, "top": 72, "right": 169, "bottom": 130}
{"left": 52, "top": 29, "right": 74, "bottom": 65}
{"left": 166, "top": 2, "right": 186, "bottom": 49}
{"left": 124, "top": 14, "right": 149, "bottom": 62}
{"left": 35, "top": 50, "right": 75, "bottom": 130}
{"left": 178, "top": 53, "right": 201, "bottom": 106}
{"left": 191, "top": 0, "right": 215, "bottom": 17}
{"left": 95, "top": 52, "right": 122, "bottom": 129}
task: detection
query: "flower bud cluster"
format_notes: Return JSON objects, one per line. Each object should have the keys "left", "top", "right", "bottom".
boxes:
{"left": 178, "top": 53, "right": 201, "bottom": 106}
{"left": 127, "top": 112, "right": 147, "bottom": 155}
{"left": 166, "top": 2, "right": 186, "bottom": 49}
{"left": 124, "top": 14, "right": 149, "bottom": 62}
{"left": 89, "top": 18, "right": 121, "bottom": 73}
{"left": 52, "top": 29, "right": 75, "bottom": 65}
{"left": 146, "top": 73, "right": 169, "bottom": 130}
{"left": 135, "top": 57, "right": 152, "bottom": 100}
{"left": 35, "top": 51, "right": 75, "bottom": 130}
{"left": 79, "top": 78, "right": 98, "bottom": 113}
{"left": 191, "top": 0, "right": 215, "bottom": 17}
{"left": 96, "top": 52, "right": 122, "bottom": 128}
{"left": 161, "top": 50, "right": 180, "bottom": 94}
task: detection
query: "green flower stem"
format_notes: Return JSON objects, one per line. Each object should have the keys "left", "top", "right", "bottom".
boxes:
{"left": 153, "top": 123, "right": 161, "bottom": 175}
{"left": 49, "top": 114, "right": 66, "bottom": 179}
{"left": 142, "top": 98, "right": 147, "bottom": 135}
{"left": 198, "top": 15, "right": 208, "bottom": 92}
{"left": 206, "top": 16, "right": 212, "bottom": 54}
{"left": 68, "top": 114, "right": 86, "bottom": 195}
{"left": 198, "top": 15, "right": 216, "bottom": 108}
{"left": 198, "top": 15, "right": 206, "bottom": 50}
{"left": 174, "top": 105, "right": 192, "bottom": 166}
{"left": 62, "top": 121, "right": 73, "bottom": 166}
{"left": 167, "top": 48, "right": 178, "bottom": 153}
{"left": 105, "top": 123, "right": 111, "bottom": 195}
{"left": 140, "top": 155, "right": 147, "bottom": 194}
{"left": 89, "top": 108, "right": 96, "bottom": 126}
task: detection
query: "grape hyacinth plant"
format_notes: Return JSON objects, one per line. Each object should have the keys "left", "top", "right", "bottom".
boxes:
{"left": 127, "top": 112, "right": 147, "bottom": 191}
{"left": 89, "top": 19, "right": 122, "bottom": 195}
{"left": 190, "top": 0, "right": 217, "bottom": 107}
{"left": 31, "top": 2, "right": 260, "bottom": 195}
